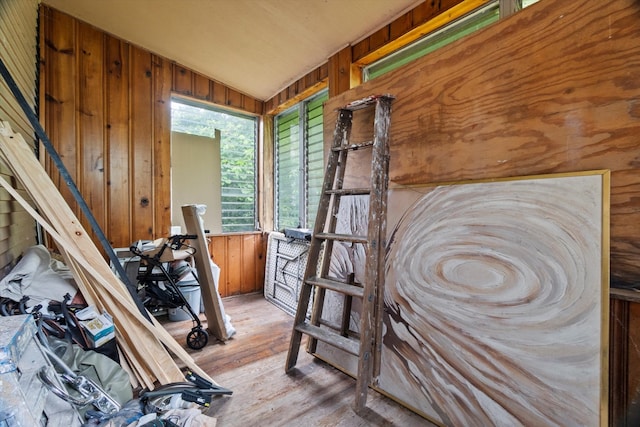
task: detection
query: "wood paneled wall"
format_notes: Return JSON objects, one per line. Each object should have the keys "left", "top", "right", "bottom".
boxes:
{"left": 41, "top": 7, "right": 173, "bottom": 246}
{"left": 324, "top": 0, "right": 640, "bottom": 286}
{"left": 172, "top": 65, "right": 263, "bottom": 115}
{"left": 40, "top": 5, "right": 265, "bottom": 295}
{"left": 208, "top": 232, "right": 266, "bottom": 297}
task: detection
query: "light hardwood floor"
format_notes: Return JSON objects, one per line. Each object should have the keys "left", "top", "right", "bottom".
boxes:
{"left": 161, "top": 293, "right": 437, "bottom": 426}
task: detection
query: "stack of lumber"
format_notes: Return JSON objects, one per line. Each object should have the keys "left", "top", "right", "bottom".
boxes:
{"left": 0, "top": 121, "right": 213, "bottom": 389}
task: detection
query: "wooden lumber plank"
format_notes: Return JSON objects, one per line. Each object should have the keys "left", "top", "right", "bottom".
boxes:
{"left": 115, "top": 329, "right": 156, "bottom": 390}
{"left": 0, "top": 168, "right": 169, "bottom": 384}
{"left": 0, "top": 123, "right": 213, "bottom": 386}
{"left": 0, "top": 171, "right": 212, "bottom": 384}
{"left": 182, "top": 204, "right": 228, "bottom": 341}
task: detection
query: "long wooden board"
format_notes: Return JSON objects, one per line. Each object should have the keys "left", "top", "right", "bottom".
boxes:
{"left": 0, "top": 122, "right": 214, "bottom": 387}
{"left": 182, "top": 204, "right": 228, "bottom": 341}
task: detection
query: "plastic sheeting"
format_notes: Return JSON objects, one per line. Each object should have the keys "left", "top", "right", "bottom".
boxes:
{"left": 0, "top": 245, "right": 78, "bottom": 306}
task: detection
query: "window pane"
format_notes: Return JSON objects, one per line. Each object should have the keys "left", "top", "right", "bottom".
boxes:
{"left": 305, "top": 91, "right": 328, "bottom": 228}
{"left": 364, "top": 2, "right": 500, "bottom": 81}
{"left": 276, "top": 109, "right": 301, "bottom": 229}
{"left": 171, "top": 100, "right": 257, "bottom": 232}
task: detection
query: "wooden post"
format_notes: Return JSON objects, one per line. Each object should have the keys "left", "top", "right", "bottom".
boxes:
{"left": 182, "top": 204, "right": 228, "bottom": 341}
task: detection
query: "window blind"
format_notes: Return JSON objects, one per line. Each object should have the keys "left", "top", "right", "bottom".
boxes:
{"left": 275, "top": 109, "right": 300, "bottom": 229}
{"left": 305, "top": 92, "right": 327, "bottom": 228}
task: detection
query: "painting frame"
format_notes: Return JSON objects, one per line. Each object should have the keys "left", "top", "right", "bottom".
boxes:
{"left": 312, "top": 170, "right": 610, "bottom": 427}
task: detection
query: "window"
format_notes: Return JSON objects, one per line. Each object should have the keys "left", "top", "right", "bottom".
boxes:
{"left": 275, "top": 90, "right": 328, "bottom": 230}
{"left": 363, "top": 0, "right": 540, "bottom": 81}
{"left": 171, "top": 100, "right": 257, "bottom": 232}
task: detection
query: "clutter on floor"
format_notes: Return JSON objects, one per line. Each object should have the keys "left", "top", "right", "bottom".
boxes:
{"left": 0, "top": 122, "right": 229, "bottom": 426}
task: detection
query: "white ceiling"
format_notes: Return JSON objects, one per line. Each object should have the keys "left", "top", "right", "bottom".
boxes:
{"left": 43, "top": 0, "right": 423, "bottom": 101}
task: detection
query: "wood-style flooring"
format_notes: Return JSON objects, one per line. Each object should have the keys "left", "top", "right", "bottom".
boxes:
{"left": 161, "top": 293, "right": 437, "bottom": 426}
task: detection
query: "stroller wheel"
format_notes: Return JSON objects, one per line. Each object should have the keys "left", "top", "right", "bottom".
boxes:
{"left": 187, "top": 328, "right": 209, "bottom": 350}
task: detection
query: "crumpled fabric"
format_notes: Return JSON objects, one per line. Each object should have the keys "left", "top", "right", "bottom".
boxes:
{"left": 48, "top": 337, "right": 133, "bottom": 412}
{"left": 0, "top": 245, "right": 77, "bottom": 306}
{"left": 161, "top": 408, "right": 217, "bottom": 427}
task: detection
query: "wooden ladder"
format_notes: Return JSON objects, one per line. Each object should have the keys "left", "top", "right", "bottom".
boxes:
{"left": 285, "top": 94, "right": 394, "bottom": 411}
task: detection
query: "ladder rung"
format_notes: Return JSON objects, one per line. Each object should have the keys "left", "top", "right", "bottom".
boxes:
{"left": 318, "top": 318, "right": 361, "bottom": 339}
{"left": 332, "top": 141, "right": 373, "bottom": 152}
{"left": 325, "top": 188, "right": 370, "bottom": 196}
{"left": 295, "top": 323, "right": 359, "bottom": 356}
{"left": 342, "top": 95, "right": 387, "bottom": 111}
{"left": 306, "top": 276, "right": 364, "bottom": 298}
{"left": 315, "top": 232, "right": 368, "bottom": 244}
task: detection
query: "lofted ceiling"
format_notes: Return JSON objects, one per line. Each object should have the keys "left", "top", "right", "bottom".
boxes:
{"left": 43, "top": 0, "right": 423, "bottom": 101}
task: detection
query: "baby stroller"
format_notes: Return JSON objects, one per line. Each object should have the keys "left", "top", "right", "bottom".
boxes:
{"left": 130, "top": 234, "right": 209, "bottom": 350}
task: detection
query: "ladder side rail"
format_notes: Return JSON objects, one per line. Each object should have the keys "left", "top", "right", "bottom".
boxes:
{"left": 371, "top": 97, "right": 394, "bottom": 384}
{"left": 308, "top": 109, "right": 353, "bottom": 353}
{"left": 355, "top": 96, "right": 394, "bottom": 411}
{"left": 286, "top": 108, "right": 352, "bottom": 371}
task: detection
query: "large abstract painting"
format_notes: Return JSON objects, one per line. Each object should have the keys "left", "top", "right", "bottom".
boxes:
{"left": 316, "top": 171, "right": 610, "bottom": 426}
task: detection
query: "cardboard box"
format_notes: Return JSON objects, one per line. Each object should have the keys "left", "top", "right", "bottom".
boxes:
{"left": 79, "top": 312, "right": 115, "bottom": 348}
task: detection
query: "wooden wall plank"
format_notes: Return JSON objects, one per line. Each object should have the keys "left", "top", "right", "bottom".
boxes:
{"left": 627, "top": 301, "right": 640, "bottom": 425}
{"left": 328, "top": 46, "right": 352, "bottom": 98}
{"left": 390, "top": 12, "right": 413, "bottom": 40}
{"left": 193, "top": 72, "right": 211, "bottom": 100}
{"left": 243, "top": 96, "right": 260, "bottom": 115}
{"left": 212, "top": 81, "right": 226, "bottom": 105}
{"left": 206, "top": 233, "right": 265, "bottom": 297}
{"left": 42, "top": 7, "right": 78, "bottom": 213}
{"left": 152, "top": 55, "right": 172, "bottom": 238}
{"left": 172, "top": 65, "right": 192, "bottom": 96}
{"left": 226, "top": 87, "right": 243, "bottom": 109}
{"left": 106, "top": 37, "right": 132, "bottom": 247}
{"left": 169, "top": 64, "right": 264, "bottom": 114}
{"left": 247, "top": 233, "right": 265, "bottom": 295}
{"left": 129, "top": 45, "right": 154, "bottom": 239}
{"left": 77, "top": 22, "right": 106, "bottom": 240}
{"left": 240, "top": 234, "right": 255, "bottom": 294}
{"left": 209, "top": 235, "right": 228, "bottom": 295}
{"left": 224, "top": 235, "right": 242, "bottom": 296}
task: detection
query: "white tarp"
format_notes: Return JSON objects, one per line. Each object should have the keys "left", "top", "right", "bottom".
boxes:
{"left": 0, "top": 245, "right": 78, "bottom": 306}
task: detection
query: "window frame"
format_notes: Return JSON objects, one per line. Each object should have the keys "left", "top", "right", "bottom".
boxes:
{"left": 274, "top": 90, "right": 328, "bottom": 231}
{"left": 170, "top": 97, "right": 259, "bottom": 233}
{"left": 363, "top": 0, "right": 541, "bottom": 82}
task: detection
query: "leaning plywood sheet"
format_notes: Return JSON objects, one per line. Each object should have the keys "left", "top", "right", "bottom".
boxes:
{"left": 380, "top": 171, "right": 610, "bottom": 426}
{"left": 315, "top": 171, "right": 610, "bottom": 426}
{"left": 182, "top": 204, "right": 228, "bottom": 341}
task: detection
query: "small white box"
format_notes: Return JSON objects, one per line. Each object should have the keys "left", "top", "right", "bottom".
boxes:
{"left": 80, "top": 312, "right": 115, "bottom": 348}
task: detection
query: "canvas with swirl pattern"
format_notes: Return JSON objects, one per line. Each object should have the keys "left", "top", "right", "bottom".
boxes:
{"left": 315, "top": 171, "right": 609, "bottom": 426}
{"left": 380, "top": 171, "right": 609, "bottom": 426}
